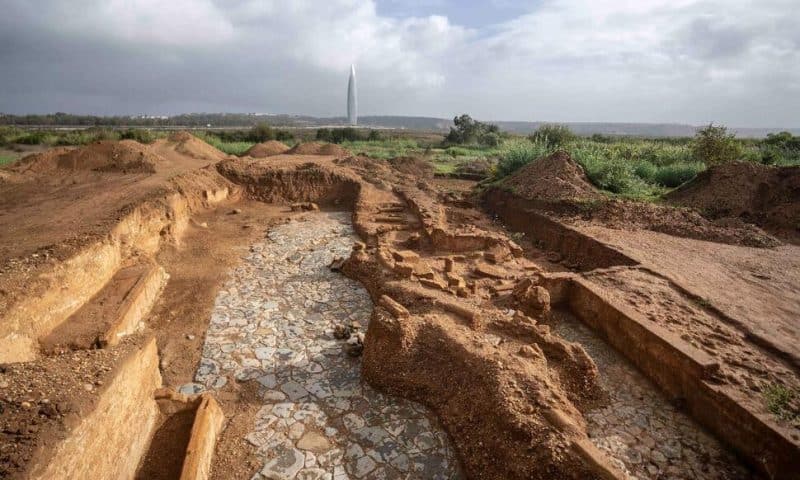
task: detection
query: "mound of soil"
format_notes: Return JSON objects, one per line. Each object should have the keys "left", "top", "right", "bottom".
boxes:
{"left": 387, "top": 156, "right": 434, "bottom": 179}
{"left": 244, "top": 141, "right": 289, "bottom": 158}
{"left": 667, "top": 162, "right": 800, "bottom": 235}
{"left": 287, "top": 142, "right": 351, "bottom": 157}
{"left": 169, "top": 132, "right": 228, "bottom": 162}
{"left": 580, "top": 200, "right": 781, "bottom": 248}
{"left": 501, "top": 151, "right": 602, "bottom": 203}
{"left": 9, "top": 141, "right": 160, "bottom": 174}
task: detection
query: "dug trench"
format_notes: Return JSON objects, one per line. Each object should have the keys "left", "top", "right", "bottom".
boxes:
{"left": 1, "top": 137, "right": 797, "bottom": 479}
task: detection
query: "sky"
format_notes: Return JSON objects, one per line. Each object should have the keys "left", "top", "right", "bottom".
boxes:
{"left": 0, "top": 0, "right": 798, "bottom": 127}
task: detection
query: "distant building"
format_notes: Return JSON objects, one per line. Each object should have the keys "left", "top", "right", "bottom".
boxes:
{"left": 347, "top": 65, "right": 357, "bottom": 126}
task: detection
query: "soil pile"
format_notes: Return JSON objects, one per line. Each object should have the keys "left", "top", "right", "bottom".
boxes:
{"left": 579, "top": 200, "right": 781, "bottom": 248}
{"left": 244, "top": 141, "right": 289, "bottom": 158}
{"left": 169, "top": 132, "right": 228, "bottom": 162}
{"left": 287, "top": 142, "right": 351, "bottom": 157}
{"left": 387, "top": 156, "right": 434, "bottom": 179}
{"left": 667, "top": 162, "right": 800, "bottom": 234}
{"left": 501, "top": 151, "right": 602, "bottom": 203}
{"left": 9, "top": 141, "right": 161, "bottom": 175}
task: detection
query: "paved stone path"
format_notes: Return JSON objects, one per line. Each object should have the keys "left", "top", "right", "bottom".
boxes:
{"left": 191, "top": 212, "right": 460, "bottom": 480}
{"left": 553, "top": 313, "right": 751, "bottom": 480}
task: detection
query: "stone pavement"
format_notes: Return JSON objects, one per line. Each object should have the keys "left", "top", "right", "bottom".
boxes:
{"left": 553, "top": 314, "right": 751, "bottom": 480}
{"left": 190, "top": 212, "right": 460, "bottom": 480}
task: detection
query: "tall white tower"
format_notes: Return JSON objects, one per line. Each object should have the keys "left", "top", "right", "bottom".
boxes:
{"left": 347, "top": 64, "right": 357, "bottom": 126}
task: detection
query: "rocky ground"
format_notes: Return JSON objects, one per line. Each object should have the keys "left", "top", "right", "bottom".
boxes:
{"left": 187, "top": 212, "right": 459, "bottom": 480}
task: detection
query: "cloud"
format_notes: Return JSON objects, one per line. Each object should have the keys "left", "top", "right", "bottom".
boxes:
{"left": 0, "top": 0, "right": 797, "bottom": 126}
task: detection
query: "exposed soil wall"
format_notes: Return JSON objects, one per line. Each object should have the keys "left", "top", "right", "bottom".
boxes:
{"left": 544, "top": 274, "right": 800, "bottom": 478}
{"left": 0, "top": 194, "right": 187, "bottom": 363}
{"left": 484, "top": 188, "right": 637, "bottom": 270}
{"left": 217, "top": 160, "right": 361, "bottom": 208}
{"left": 667, "top": 162, "right": 800, "bottom": 236}
{"left": 27, "top": 337, "right": 162, "bottom": 480}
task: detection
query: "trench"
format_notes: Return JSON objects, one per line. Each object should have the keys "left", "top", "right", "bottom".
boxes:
{"left": 190, "top": 211, "right": 461, "bottom": 479}
{"left": 550, "top": 309, "right": 751, "bottom": 479}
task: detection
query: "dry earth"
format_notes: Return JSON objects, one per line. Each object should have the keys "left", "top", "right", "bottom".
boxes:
{"left": 0, "top": 138, "right": 798, "bottom": 480}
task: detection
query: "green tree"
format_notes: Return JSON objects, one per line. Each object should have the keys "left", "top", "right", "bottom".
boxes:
{"left": 248, "top": 122, "right": 275, "bottom": 142}
{"left": 445, "top": 114, "right": 500, "bottom": 146}
{"left": 528, "top": 124, "right": 576, "bottom": 148}
{"left": 690, "top": 124, "right": 742, "bottom": 166}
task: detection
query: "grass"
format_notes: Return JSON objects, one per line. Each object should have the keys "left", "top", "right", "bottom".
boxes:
{"left": 0, "top": 154, "right": 15, "bottom": 166}
{"left": 341, "top": 138, "right": 503, "bottom": 175}
{"left": 763, "top": 383, "right": 799, "bottom": 423}
{"left": 194, "top": 132, "right": 254, "bottom": 156}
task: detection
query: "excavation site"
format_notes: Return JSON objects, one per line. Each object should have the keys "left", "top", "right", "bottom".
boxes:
{"left": 1, "top": 134, "right": 799, "bottom": 480}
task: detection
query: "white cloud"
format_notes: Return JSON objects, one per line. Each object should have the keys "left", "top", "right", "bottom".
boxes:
{"left": 0, "top": 0, "right": 798, "bottom": 125}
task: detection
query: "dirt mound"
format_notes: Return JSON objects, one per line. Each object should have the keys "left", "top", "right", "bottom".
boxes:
{"left": 9, "top": 141, "right": 159, "bottom": 174}
{"left": 667, "top": 161, "right": 800, "bottom": 235}
{"left": 287, "top": 142, "right": 351, "bottom": 157}
{"left": 387, "top": 156, "right": 434, "bottom": 178}
{"left": 244, "top": 141, "right": 289, "bottom": 158}
{"left": 583, "top": 200, "right": 781, "bottom": 248}
{"left": 169, "top": 132, "right": 228, "bottom": 162}
{"left": 501, "top": 151, "right": 602, "bottom": 203}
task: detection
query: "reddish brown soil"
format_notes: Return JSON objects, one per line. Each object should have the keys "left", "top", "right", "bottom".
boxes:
{"left": 2, "top": 136, "right": 797, "bottom": 479}
{"left": 287, "top": 141, "right": 351, "bottom": 157}
{"left": 146, "top": 201, "right": 290, "bottom": 386}
{"left": 244, "top": 140, "right": 289, "bottom": 158}
{"left": 0, "top": 337, "right": 143, "bottom": 479}
{"left": 578, "top": 225, "right": 800, "bottom": 369}
{"left": 500, "top": 150, "right": 603, "bottom": 203}
{"left": 667, "top": 161, "right": 800, "bottom": 239}
{"left": 135, "top": 407, "right": 195, "bottom": 480}
{"left": 208, "top": 381, "right": 263, "bottom": 480}
{"left": 387, "top": 155, "right": 434, "bottom": 178}
{"left": 571, "top": 200, "right": 780, "bottom": 248}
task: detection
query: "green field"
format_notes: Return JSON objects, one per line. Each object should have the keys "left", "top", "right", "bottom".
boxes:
{"left": 3, "top": 123, "right": 799, "bottom": 203}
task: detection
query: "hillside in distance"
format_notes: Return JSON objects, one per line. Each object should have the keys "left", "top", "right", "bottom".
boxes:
{"left": 2, "top": 112, "right": 797, "bottom": 138}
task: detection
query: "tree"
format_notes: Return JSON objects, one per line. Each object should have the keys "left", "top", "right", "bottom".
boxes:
{"left": 691, "top": 124, "right": 742, "bottom": 166}
{"left": 445, "top": 114, "right": 500, "bottom": 146}
{"left": 249, "top": 122, "right": 275, "bottom": 142}
{"left": 528, "top": 124, "right": 576, "bottom": 148}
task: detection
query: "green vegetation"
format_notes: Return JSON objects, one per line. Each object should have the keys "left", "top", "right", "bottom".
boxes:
{"left": 3, "top": 122, "right": 799, "bottom": 199}
{"left": 316, "top": 127, "right": 382, "bottom": 143}
{"left": 691, "top": 124, "right": 742, "bottom": 166}
{"left": 193, "top": 132, "right": 254, "bottom": 156}
{"left": 445, "top": 114, "right": 503, "bottom": 147}
{"left": 764, "top": 383, "right": 799, "bottom": 423}
{"left": 0, "top": 126, "right": 165, "bottom": 147}
{"left": 0, "top": 154, "right": 15, "bottom": 166}
{"left": 528, "top": 124, "right": 576, "bottom": 148}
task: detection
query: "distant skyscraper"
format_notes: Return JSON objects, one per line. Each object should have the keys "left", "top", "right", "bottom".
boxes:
{"left": 347, "top": 64, "right": 357, "bottom": 126}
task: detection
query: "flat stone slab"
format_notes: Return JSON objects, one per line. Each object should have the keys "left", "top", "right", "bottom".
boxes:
{"left": 196, "top": 212, "right": 460, "bottom": 479}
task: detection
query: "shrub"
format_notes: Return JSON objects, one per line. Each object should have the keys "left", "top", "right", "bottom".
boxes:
{"left": 119, "top": 128, "right": 157, "bottom": 144}
{"left": 495, "top": 140, "right": 551, "bottom": 178}
{"left": 249, "top": 122, "right": 275, "bottom": 142}
{"left": 633, "top": 161, "right": 658, "bottom": 183}
{"left": 445, "top": 114, "right": 500, "bottom": 147}
{"left": 652, "top": 162, "right": 704, "bottom": 188}
{"left": 529, "top": 124, "right": 576, "bottom": 148}
{"left": 691, "top": 124, "right": 742, "bottom": 166}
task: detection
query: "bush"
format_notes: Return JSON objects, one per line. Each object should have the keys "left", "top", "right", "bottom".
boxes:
{"left": 529, "top": 124, "right": 576, "bottom": 148}
{"left": 249, "top": 122, "right": 275, "bottom": 142}
{"left": 445, "top": 114, "right": 501, "bottom": 147}
{"left": 495, "top": 140, "right": 551, "bottom": 178}
{"left": 652, "top": 162, "right": 704, "bottom": 187}
{"left": 691, "top": 124, "right": 742, "bottom": 166}
{"left": 119, "top": 128, "right": 157, "bottom": 144}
